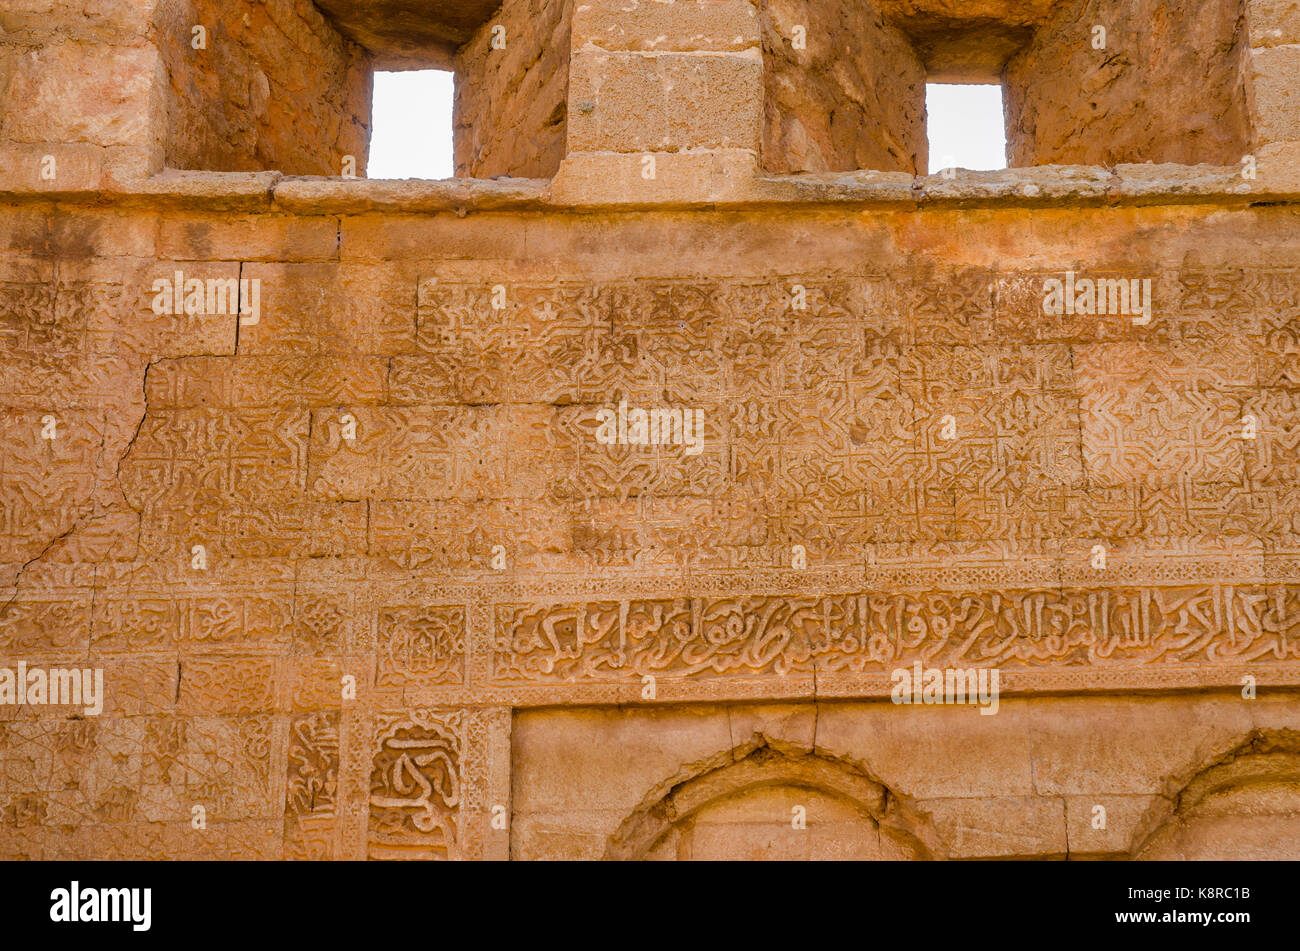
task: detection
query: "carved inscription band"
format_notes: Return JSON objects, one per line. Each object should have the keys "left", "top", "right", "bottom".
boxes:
{"left": 491, "top": 584, "right": 1300, "bottom": 683}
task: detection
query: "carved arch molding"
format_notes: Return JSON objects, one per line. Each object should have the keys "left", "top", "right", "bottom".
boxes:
{"left": 602, "top": 731, "right": 1300, "bottom": 860}
{"left": 603, "top": 744, "right": 938, "bottom": 861}
{"left": 1131, "top": 729, "right": 1300, "bottom": 861}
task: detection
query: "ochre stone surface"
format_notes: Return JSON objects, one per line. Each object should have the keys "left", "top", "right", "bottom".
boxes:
{"left": 158, "top": 0, "right": 371, "bottom": 175}
{"left": 456, "top": 0, "right": 571, "bottom": 177}
{"left": 0, "top": 0, "right": 163, "bottom": 182}
{"left": 568, "top": 0, "right": 762, "bottom": 162}
{"left": 875, "top": 0, "right": 1058, "bottom": 81}
{"left": 314, "top": 0, "right": 503, "bottom": 68}
{"left": 760, "top": 0, "right": 926, "bottom": 173}
{"left": 2, "top": 0, "right": 1300, "bottom": 862}
{"left": 1005, "top": 0, "right": 1252, "bottom": 167}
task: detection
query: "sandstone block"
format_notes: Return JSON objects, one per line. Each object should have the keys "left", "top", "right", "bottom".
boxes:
{"left": 1250, "top": 44, "right": 1300, "bottom": 145}
{"left": 549, "top": 148, "right": 758, "bottom": 204}
{"left": 572, "top": 0, "right": 760, "bottom": 52}
{"left": 1248, "top": 0, "right": 1300, "bottom": 47}
{"left": 924, "top": 795, "right": 1068, "bottom": 859}
{"left": 1065, "top": 794, "right": 1158, "bottom": 856}
{"left": 0, "top": 0, "right": 154, "bottom": 43}
{"left": 511, "top": 707, "right": 732, "bottom": 817}
{"left": 567, "top": 49, "right": 762, "bottom": 152}
{"left": 0, "top": 144, "right": 104, "bottom": 192}
{"left": 1, "top": 41, "right": 159, "bottom": 149}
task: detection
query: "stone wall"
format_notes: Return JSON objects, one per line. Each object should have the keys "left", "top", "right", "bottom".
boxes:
{"left": 0, "top": 0, "right": 370, "bottom": 183}
{"left": 1005, "top": 0, "right": 1252, "bottom": 166}
{"left": 455, "top": 0, "right": 572, "bottom": 178}
{"left": 4, "top": 0, "right": 1300, "bottom": 862}
{"left": 874, "top": 0, "right": 1057, "bottom": 82}
{"left": 3, "top": 194, "right": 1300, "bottom": 859}
{"left": 515, "top": 701, "right": 1300, "bottom": 860}
{"left": 158, "top": 0, "right": 371, "bottom": 175}
{"left": 0, "top": 0, "right": 165, "bottom": 184}
{"left": 760, "top": 0, "right": 927, "bottom": 173}
{"left": 564, "top": 0, "right": 761, "bottom": 175}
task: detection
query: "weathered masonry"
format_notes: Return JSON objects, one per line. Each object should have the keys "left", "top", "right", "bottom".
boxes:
{"left": 1, "top": 0, "right": 1299, "bottom": 859}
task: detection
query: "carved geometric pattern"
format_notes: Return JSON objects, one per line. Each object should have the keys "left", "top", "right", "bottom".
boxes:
{"left": 376, "top": 606, "right": 466, "bottom": 687}
{"left": 5, "top": 254, "right": 1300, "bottom": 864}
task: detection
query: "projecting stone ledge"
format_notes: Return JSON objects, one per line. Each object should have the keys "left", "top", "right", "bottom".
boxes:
{"left": 0, "top": 161, "right": 1286, "bottom": 213}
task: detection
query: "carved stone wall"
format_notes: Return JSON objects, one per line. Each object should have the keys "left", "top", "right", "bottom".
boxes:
{"left": 2, "top": 199, "right": 1300, "bottom": 859}
{"left": 3, "top": 0, "right": 1300, "bottom": 861}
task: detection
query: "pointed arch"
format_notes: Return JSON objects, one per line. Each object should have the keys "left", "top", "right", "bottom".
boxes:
{"left": 1130, "top": 729, "right": 1300, "bottom": 859}
{"left": 604, "top": 739, "right": 938, "bottom": 860}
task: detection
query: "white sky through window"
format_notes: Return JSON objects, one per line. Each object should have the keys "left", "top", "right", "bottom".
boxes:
{"left": 926, "top": 83, "right": 1007, "bottom": 174}
{"left": 368, "top": 70, "right": 455, "bottom": 179}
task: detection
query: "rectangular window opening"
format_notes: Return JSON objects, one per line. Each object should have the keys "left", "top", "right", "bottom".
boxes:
{"left": 926, "top": 83, "right": 1007, "bottom": 175}
{"left": 368, "top": 69, "right": 455, "bottom": 180}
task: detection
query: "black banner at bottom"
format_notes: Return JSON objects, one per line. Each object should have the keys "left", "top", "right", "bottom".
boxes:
{"left": 0, "top": 859, "right": 1284, "bottom": 941}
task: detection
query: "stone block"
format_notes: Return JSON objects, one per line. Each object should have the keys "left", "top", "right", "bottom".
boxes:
{"left": 572, "top": 0, "right": 760, "bottom": 52}
{"left": 567, "top": 49, "right": 762, "bottom": 152}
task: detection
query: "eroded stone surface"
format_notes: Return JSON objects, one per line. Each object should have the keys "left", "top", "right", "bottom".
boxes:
{"left": 1, "top": 0, "right": 1300, "bottom": 863}
{"left": 158, "top": 0, "right": 371, "bottom": 175}
{"left": 1005, "top": 0, "right": 1252, "bottom": 166}
{"left": 761, "top": 0, "right": 926, "bottom": 173}
{"left": 456, "top": 0, "right": 572, "bottom": 177}
{"left": 314, "top": 0, "right": 501, "bottom": 67}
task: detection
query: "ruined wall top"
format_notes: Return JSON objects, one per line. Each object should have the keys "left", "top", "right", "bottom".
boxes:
{"left": 1, "top": 0, "right": 1299, "bottom": 208}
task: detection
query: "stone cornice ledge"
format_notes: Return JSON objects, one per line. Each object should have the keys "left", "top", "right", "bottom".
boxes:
{"left": 1, "top": 156, "right": 1295, "bottom": 214}
{"left": 273, "top": 174, "right": 553, "bottom": 213}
